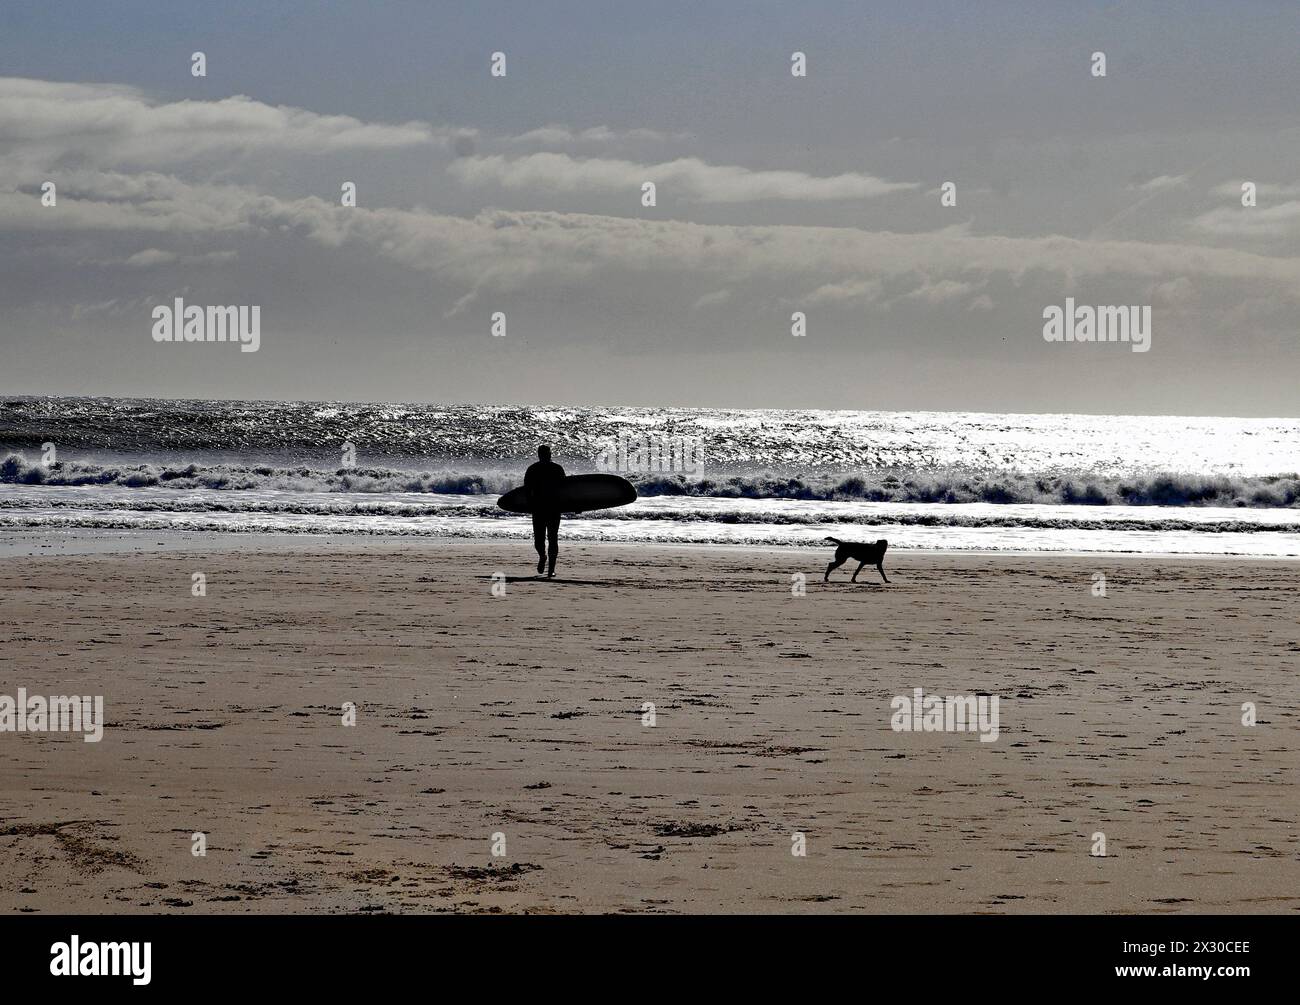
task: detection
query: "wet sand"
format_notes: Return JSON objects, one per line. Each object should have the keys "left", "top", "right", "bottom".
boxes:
{"left": 1, "top": 537, "right": 1297, "bottom": 913}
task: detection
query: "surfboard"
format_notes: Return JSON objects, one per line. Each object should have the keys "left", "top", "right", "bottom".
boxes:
{"left": 497, "top": 473, "right": 637, "bottom": 514}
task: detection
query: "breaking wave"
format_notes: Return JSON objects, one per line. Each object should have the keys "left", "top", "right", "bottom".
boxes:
{"left": 0, "top": 454, "right": 511, "bottom": 495}
{"left": 5, "top": 453, "right": 1300, "bottom": 509}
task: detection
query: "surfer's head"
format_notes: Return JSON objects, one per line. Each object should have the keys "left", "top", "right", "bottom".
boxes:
{"left": 538, "top": 444, "right": 551, "bottom": 462}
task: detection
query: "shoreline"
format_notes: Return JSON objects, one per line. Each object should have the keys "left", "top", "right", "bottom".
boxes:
{"left": 3, "top": 527, "right": 1300, "bottom": 562}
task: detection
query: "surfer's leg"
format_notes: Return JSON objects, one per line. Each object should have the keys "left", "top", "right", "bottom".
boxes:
{"left": 546, "top": 514, "right": 560, "bottom": 576}
{"left": 532, "top": 513, "right": 547, "bottom": 574}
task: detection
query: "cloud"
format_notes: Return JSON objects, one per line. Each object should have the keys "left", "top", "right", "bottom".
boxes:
{"left": 803, "top": 278, "right": 885, "bottom": 306}
{"left": 0, "top": 76, "right": 442, "bottom": 170}
{"left": 897, "top": 278, "right": 979, "bottom": 304}
{"left": 69, "top": 298, "right": 122, "bottom": 319}
{"left": 691, "top": 289, "right": 733, "bottom": 310}
{"left": 447, "top": 152, "right": 918, "bottom": 203}
{"left": 804, "top": 275, "right": 982, "bottom": 311}
{"left": 6, "top": 75, "right": 1300, "bottom": 331}
{"left": 1191, "top": 201, "right": 1300, "bottom": 239}
{"left": 509, "top": 125, "right": 689, "bottom": 146}
{"left": 113, "top": 248, "right": 238, "bottom": 268}
{"left": 338, "top": 207, "right": 1300, "bottom": 307}
{"left": 13, "top": 174, "right": 1300, "bottom": 307}
{"left": 0, "top": 177, "right": 270, "bottom": 234}
{"left": 1134, "top": 174, "right": 1188, "bottom": 192}
{"left": 121, "top": 248, "right": 175, "bottom": 267}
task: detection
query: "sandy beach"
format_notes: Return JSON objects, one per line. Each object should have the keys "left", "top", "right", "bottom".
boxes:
{"left": 1, "top": 536, "right": 1297, "bottom": 914}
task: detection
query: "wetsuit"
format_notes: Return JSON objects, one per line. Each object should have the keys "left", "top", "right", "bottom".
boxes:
{"left": 524, "top": 458, "right": 566, "bottom": 575}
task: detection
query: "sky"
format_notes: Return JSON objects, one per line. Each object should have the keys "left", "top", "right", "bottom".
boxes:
{"left": 1, "top": 0, "right": 1299, "bottom": 415}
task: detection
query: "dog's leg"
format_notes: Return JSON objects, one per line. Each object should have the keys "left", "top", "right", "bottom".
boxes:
{"left": 877, "top": 562, "right": 890, "bottom": 584}
{"left": 852, "top": 561, "right": 866, "bottom": 582}
{"left": 824, "top": 559, "right": 843, "bottom": 582}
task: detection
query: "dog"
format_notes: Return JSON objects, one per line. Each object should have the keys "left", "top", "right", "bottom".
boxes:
{"left": 822, "top": 536, "right": 890, "bottom": 583}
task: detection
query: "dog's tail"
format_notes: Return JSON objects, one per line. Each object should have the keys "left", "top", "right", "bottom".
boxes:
{"left": 823, "top": 536, "right": 843, "bottom": 545}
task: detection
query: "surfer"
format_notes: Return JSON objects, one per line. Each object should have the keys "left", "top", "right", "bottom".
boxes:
{"left": 524, "top": 444, "right": 566, "bottom": 577}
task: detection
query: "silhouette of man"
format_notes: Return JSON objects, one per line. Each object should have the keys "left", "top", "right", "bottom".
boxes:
{"left": 524, "top": 444, "right": 566, "bottom": 577}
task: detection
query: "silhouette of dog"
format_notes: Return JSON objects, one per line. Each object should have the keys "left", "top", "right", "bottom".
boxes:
{"left": 822, "top": 536, "right": 890, "bottom": 583}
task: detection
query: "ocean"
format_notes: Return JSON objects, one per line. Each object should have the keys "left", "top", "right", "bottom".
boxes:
{"left": 3, "top": 396, "right": 1300, "bottom": 556}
